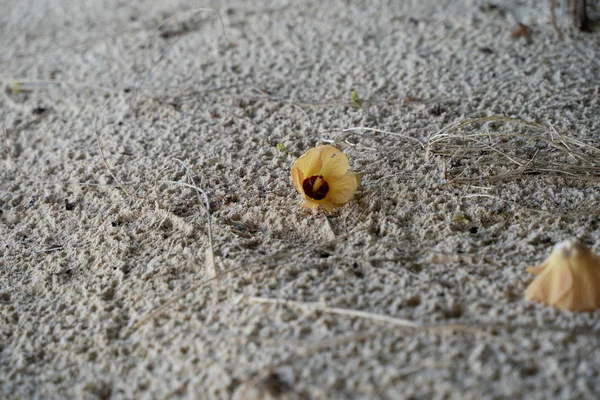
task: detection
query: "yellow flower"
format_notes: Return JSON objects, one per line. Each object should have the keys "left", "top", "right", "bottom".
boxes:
{"left": 291, "top": 145, "right": 360, "bottom": 212}
{"left": 525, "top": 239, "right": 600, "bottom": 311}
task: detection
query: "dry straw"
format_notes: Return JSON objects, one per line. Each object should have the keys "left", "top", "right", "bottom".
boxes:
{"left": 426, "top": 115, "right": 600, "bottom": 184}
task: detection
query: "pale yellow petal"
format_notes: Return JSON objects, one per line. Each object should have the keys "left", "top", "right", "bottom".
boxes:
{"left": 291, "top": 166, "right": 304, "bottom": 194}
{"left": 565, "top": 272, "right": 600, "bottom": 311}
{"left": 318, "top": 145, "right": 349, "bottom": 178}
{"left": 525, "top": 240, "right": 600, "bottom": 311}
{"left": 302, "top": 196, "right": 334, "bottom": 212}
{"left": 348, "top": 171, "right": 361, "bottom": 187}
{"left": 526, "top": 262, "right": 548, "bottom": 275}
{"left": 326, "top": 173, "right": 359, "bottom": 205}
{"left": 565, "top": 253, "right": 600, "bottom": 310}
{"left": 292, "top": 147, "right": 324, "bottom": 186}
{"left": 525, "top": 264, "right": 573, "bottom": 307}
{"left": 300, "top": 193, "right": 351, "bottom": 212}
{"left": 319, "top": 201, "right": 335, "bottom": 213}
{"left": 301, "top": 200, "right": 319, "bottom": 209}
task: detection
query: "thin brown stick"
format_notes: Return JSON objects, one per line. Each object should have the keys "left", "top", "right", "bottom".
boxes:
{"left": 570, "top": 0, "right": 588, "bottom": 30}
{"left": 550, "top": 0, "right": 564, "bottom": 39}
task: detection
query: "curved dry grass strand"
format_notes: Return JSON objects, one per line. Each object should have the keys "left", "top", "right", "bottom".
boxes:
{"left": 319, "top": 126, "right": 426, "bottom": 149}
{"left": 427, "top": 116, "right": 600, "bottom": 184}
{"left": 161, "top": 159, "right": 217, "bottom": 278}
{"left": 94, "top": 100, "right": 133, "bottom": 199}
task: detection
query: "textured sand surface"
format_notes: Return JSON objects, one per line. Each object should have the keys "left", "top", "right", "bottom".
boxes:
{"left": 2, "top": 0, "right": 600, "bottom": 398}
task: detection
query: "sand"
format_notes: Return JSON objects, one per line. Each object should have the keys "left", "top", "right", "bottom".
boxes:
{"left": 1, "top": 0, "right": 600, "bottom": 398}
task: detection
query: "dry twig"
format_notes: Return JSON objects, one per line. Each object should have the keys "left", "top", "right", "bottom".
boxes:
{"left": 550, "top": 0, "right": 564, "bottom": 39}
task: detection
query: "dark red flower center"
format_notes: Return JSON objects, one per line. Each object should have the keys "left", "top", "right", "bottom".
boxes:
{"left": 302, "top": 175, "right": 329, "bottom": 200}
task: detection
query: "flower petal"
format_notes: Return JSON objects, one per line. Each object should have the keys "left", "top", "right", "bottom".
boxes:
{"left": 318, "top": 145, "right": 349, "bottom": 177}
{"left": 320, "top": 201, "right": 335, "bottom": 212}
{"left": 301, "top": 200, "right": 319, "bottom": 209}
{"left": 527, "top": 262, "right": 548, "bottom": 275}
{"left": 349, "top": 171, "right": 361, "bottom": 187}
{"left": 567, "top": 264, "right": 600, "bottom": 311}
{"left": 525, "top": 264, "right": 573, "bottom": 308}
{"left": 302, "top": 197, "right": 335, "bottom": 212}
{"left": 291, "top": 147, "right": 324, "bottom": 192}
{"left": 326, "top": 172, "right": 359, "bottom": 205}
{"left": 291, "top": 165, "right": 304, "bottom": 194}
{"left": 525, "top": 240, "right": 600, "bottom": 311}
{"left": 297, "top": 147, "right": 325, "bottom": 176}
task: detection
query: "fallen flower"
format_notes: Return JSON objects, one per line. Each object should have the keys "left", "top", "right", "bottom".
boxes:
{"left": 291, "top": 145, "right": 360, "bottom": 212}
{"left": 525, "top": 239, "right": 600, "bottom": 311}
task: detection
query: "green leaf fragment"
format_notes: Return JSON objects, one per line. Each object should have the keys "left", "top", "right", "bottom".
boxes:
{"left": 451, "top": 213, "right": 470, "bottom": 222}
{"left": 351, "top": 89, "right": 361, "bottom": 107}
{"left": 276, "top": 143, "right": 295, "bottom": 156}
{"left": 7, "top": 82, "right": 22, "bottom": 94}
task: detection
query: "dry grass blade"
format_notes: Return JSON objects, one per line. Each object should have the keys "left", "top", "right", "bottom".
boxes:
{"left": 427, "top": 116, "right": 546, "bottom": 144}
{"left": 426, "top": 116, "right": 600, "bottom": 184}
{"left": 246, "top": 296, "right": 516, "bottom": 348}
{"left": 239, "top": 295, "right": 520, "bottom": 395}
{"left": 245, "top": 296, "right": 512, "bottom": 340}
{"left": 169, "top": 158, "right": 217, "bottom": 278}
{"left": 247, "top": 296, "right": 421, "bottom": 328}
{"left": 124, "top": 222, "right": 374, "bottom": 338}
{"left": 94, "top": 101, "right": 133, "bottom": 199}
{"left": 550, "top": 0, "right": 564, "bottom": 39}
{"left": 3, "top": 78, "right": 121, "bottom": 95}
{"left": 319, "top": 126, "right": 426, "bottom": 149}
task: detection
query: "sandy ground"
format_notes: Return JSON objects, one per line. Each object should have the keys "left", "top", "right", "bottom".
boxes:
{"left": 1, "top": 0, "right": 600, "bottom": 398}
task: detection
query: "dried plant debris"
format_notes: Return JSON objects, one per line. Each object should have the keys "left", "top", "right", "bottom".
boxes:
{"left": 511, "top": 23, "right": 533, "bottom": 41}
{"left": 526, "top": 239, "right": 600, "bottom": 311}
{"left": 569, "top": 0, "right": 590, "bottom": 31}
{"left": 426, "top": 116, "right": 600, "bottom": 184}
